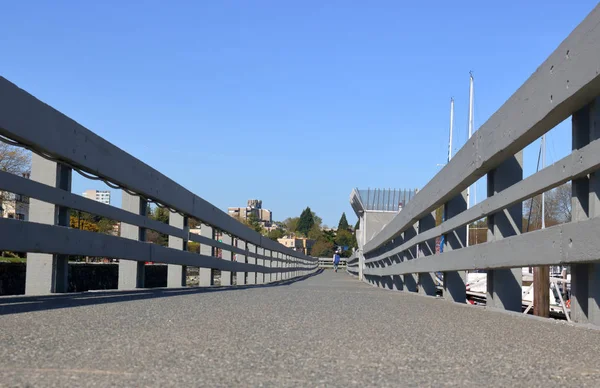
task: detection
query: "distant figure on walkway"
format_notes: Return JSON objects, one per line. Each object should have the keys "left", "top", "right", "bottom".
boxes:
{"left": 333, "top": 251, "right": 341, "bottom": 272}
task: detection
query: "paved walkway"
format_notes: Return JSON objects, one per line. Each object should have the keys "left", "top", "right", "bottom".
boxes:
{"left": 1, "top": 270, "right": 600, "bottom": 387}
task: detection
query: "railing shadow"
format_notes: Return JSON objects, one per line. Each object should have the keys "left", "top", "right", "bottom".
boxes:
{"left": 0, "top": 269, "right": 324, "bottom": 316}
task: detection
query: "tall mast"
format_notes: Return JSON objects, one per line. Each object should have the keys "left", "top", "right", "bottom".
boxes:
{"left": 466, "top": 72, "right": 474, "bottom": 246}
{"left": 541, "top": 134, "right": 546, "bottom": 229}
{"left": 448, "top": 98, "right": 454, "bottom": 162}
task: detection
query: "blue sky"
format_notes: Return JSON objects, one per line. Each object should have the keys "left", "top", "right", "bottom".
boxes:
{"left": 2, "top": 1, "right": 597, "bottom": 227}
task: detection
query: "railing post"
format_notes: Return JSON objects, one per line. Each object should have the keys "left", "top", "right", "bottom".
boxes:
{"left": 571, "top": 99, "right": 600, "bottom": 325}
{"left": 486, "top": 151, "right": 523, "bottom": 311}
{"left": 236, "top": 238, "right": 246, "bottom": 286}
{"left": 221, "top": 233, "right": 232, "bottom": 286}
{"left": 167, "top": 212, "right": 187, "bottom": 288}
{"left": 277, "top": 252, "right": 282, "bottom": 281}
{"left": 358, "top": 214, "right": 366, "bottom": 280}
{"left": 256, "top": 247, "right": 264, "bottom": 284}
{"left": 418, "top": 211, "right": 437, "bottom": 296}
{"left": 442, "top": 192, "right": 467, "bottom": 303}
{"left": 25, "top": 154, "right": 72, "bottom": 295}
{"left": 265, "top": 250, "right": 271, "bottom": 283}
{"left": 271, "top": 250, "right": 277, "bottom": 282}
{"left": 118, "top": 191, "right": 146, "bottom": 290}
{"left": 284, "top": 253, "right": 288, "bottom": 280}
{"left": 403, "top": 226, "right": 418, "bottom": 292}
{"left": 390, "top": 235, "right": 404, "bottom": 291}
{"left": 247, "top": 243, "right": 256, "bottom": 285}
{"left": 199, "top": 224, "right": 213, "bottom": 286}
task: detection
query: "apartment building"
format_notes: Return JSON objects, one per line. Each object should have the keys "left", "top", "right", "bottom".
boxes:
{"left": 228, "top": 199, "right": 272, "bottom": 226}
{"left": 83, "top": 189, "right": 111, "bottom": 205}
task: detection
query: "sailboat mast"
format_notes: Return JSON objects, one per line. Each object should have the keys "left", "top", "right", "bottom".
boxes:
{"left": 448, "top": 98, "right": 454, "bottom": 162}
{"left": 541, "top": 134, "right": 546, "bottom": 229}
{"left": 466, "top": 72, "right": 474, "bottom": 246}
{"left": 468, "top": 72, "right": 474, "bottom": 139}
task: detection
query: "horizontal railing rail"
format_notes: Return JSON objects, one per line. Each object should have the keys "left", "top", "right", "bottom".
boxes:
{"left": 353, "top": 5, "right": 600, "bottom": 326}
{"left": 346, "top": 253, "right": 359, "bottom": 275}
{"left": 0, "top": 77, "right": 317, "bottom": 294}
{"left": 317, "top": 257, "right": 347, "bottom": 269}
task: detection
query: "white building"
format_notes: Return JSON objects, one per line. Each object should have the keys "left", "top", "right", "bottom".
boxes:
{"left": 83, "top": 189, "right": 111, "bottom": 205}
{"left": 1, "top": 173, "right": 31, "bottom": 221}
{"left": 1, "top": 193, "right": 29, "bottom": 221}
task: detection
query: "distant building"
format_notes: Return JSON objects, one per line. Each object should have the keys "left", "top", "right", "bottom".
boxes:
{"left": 228, "top": 199, "right": 272, "bottom": 227}
{"left": 1, "top": 193, "right": 29, "bottom": 221}
{"left": 277, "top": 236, "right": 315, "bottom": 255}
{"left": 83, "top": 189, "right": 111, "bottom": 205}
{"left": 1, "top": 173, "right": 30, "bottom": 221}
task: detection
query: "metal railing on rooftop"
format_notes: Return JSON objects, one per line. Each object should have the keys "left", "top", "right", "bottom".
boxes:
{"left": 353, "top": 5, "right": 600, "bottom": 326}
{"left": 353, "top": 188, "right": 417, "bottom": 212}
{"left": 0, "top": 78, "right": 318, "bottom": 295}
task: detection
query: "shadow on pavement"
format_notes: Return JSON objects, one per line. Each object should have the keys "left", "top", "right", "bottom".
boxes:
{"left": 0, "top": 269, "right": 324, "bottom": 316}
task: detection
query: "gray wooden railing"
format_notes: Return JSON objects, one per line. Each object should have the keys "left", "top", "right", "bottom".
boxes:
{"left": 317, "top": 257, "right": 347, "bottom": 269}
{"left": 0, "top": 77, "right": 318, "bottom": 295}
{"left": 355, "top": 5, "right": 600, "bottom": 326}
{"left": 346, "top": 253, "right": 359, "bottom": 276}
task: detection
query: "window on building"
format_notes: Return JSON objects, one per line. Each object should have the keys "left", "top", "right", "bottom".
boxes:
{"left": 15, "top": 213, "right": 25, "bottom": 220}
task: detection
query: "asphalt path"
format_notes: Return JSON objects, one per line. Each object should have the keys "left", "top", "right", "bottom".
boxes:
{"left": 1, "top": 270, "right": 599, "bottom": 387}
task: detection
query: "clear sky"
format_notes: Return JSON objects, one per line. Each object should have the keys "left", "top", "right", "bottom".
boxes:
{"left": 2, "top": 1, "right": 597, "bottom": 227}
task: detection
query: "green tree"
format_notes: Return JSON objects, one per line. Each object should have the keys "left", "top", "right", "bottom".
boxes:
{"left": 283, "top": 217, "right": 299, "bottom": 234}
{"left": 307, "top": 224, "right": 322, "bottom": 240}
{"left": 338, "top": 212, "right": 349, "bottom": 230}
{"left": 187, "top": 241, "right": 200, "bottom": 253}
{"left": 297, "top": 207, "right": 315, "bottom": 237}
{"left": 97, "top": 218, "right": 117, "bottom": 235}
{"left": 146, "top": 206, "right": 170, "bottom": 246}
{"left": 322, "top": 229, "right": 336, "bottom": 244}
{"left": 152, "top": 207, "right": 170, "bottom": 224}
{"left": 188, "top": 218, "right": 200, "bottom": 229}
{"left": 267, "top": 228, "right": 285, "bottom": 241}
{"left": 146, "top": 229, "right": 168, "bottom": 246}
{"left": 311, "top": 239, "right": 334, "bottom": 257}
{"left": 247, "top": 213, "right": 264, "bottom": 233}
{"left": 335, "top": 229, "right": 355, "bottom": 257}
{"left": 354, "top": 219, "right": 360, "bottom": 231}
{"left": 312, "top": 212, "right": 322, "bottom": 228}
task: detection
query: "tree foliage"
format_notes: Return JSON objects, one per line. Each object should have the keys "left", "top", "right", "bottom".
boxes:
{"left": 335, "top": 229, "right": 357, "bottom": 257}
{"left": 335, "top": 229, "right": 354, "bottom": 248}
{"left": 283, "top": 217, "right": 299, "bottom": 234}
{"left": 152, "top": 207, "right": 170, "bottom": 224}
{"left": 188, "top": 218, "right": 200, "bottom": 229}
{"left": 146, "top": 206, "right": 169, "bottom": 246}
{"left": 69, "top": 211, "right": 117, "bottom": 235}
{"left": 267, "top": 228, "right": 285, "bottom": 241}
{"left": 523, "top": 183, "right": 572, "bottom": 231}
{"left": 0, "top": 143, "right": 31, "bottom": 204}
{"left": 70, "top": 215, "right": 99, "bottom": 232}
{"left": 354, "top": 219, "right": 360, "bottom": 231}
{"left": 297, "top": 207, "right": 315, "bottom": 237}
{"left": 311, "top": 239, "right": 334, "bottom": 257}
{"left": 311, "top": 212, "right": 322, "bottom": 228}
{"left": 246, "top": 213, "right": 264, "bottom": 233}
{"left": 307, "top": 224, "right": 322, "bottom": 240}
{"left": 321, "top": 229, "right": 336, "bottom": 244}
{"left": 338, "top": 212, "right": 349, "bottom": 230}
{"left": 0, "top": 143, "right": 30, "bottom": 175}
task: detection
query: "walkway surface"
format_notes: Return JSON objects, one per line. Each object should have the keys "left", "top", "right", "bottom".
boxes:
{"left": 1, "top": 270, "right": 600, "bottom": 387}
